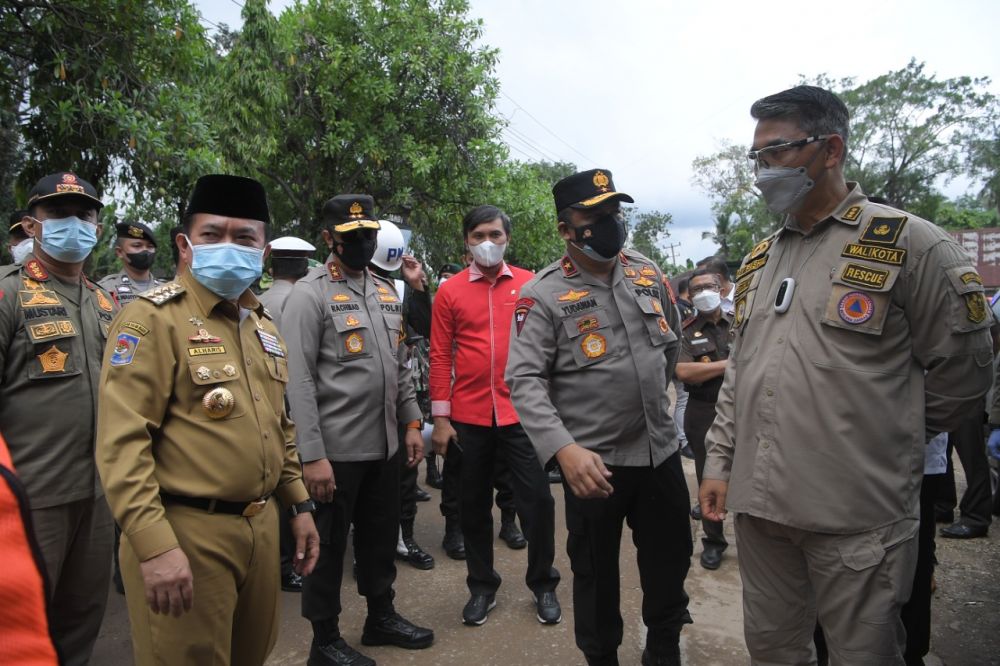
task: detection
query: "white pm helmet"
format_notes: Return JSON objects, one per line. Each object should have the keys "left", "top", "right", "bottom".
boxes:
{"left": 371, "top": 219, "right": 406, "bottom": 272}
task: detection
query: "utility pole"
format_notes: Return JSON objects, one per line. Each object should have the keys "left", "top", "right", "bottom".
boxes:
{"left": 666, "top": 241, "right": 681, "bottom": 266}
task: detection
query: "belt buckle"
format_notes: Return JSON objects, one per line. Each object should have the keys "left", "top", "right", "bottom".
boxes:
{"left": 242, "top": 498, "right": 267, "bottom": 517}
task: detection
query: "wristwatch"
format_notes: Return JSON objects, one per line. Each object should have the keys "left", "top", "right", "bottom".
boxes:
{"left": 288, "top": 499, "right": 317, "bottom": 517}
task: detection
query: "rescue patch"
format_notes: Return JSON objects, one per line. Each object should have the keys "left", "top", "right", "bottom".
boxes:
{"left": 841, "top": 243, "right": 906, "bottom": 266}
{"left": 842, "top": 205, "right": 862, "bottom": 222}
{"left": 557, "top": 289, "right": 591, "bottom": 303}
{"left": 858, "top": 216, "right": 906, "bottom": 246}
{"left": 580, "top": 332, "right": 607, "bottom": 359}
{"left": 37, "top": 345, "right": 68, "bottom": 373}
{"left": 110, "top": 333, "right": 141, "bottom": 366}
{"left": 514, "top": 297, "right": 535, "bottom": 336}
{"left": 120, "top": 321, "right": 150, "bottom": 337}
{"left": 576, "top": 315, "right": 599, "bottom": 333}
{"left": 188, "top": 346, "right": 226, "bottom": 356}
{"left": 735, "top": 255, "right": 768, "bottom": 281}
{"left": 966, "top": 292, "right": 988, "bottom": 324}
{"left": 345, "top": 332, "right": 365, "bottom": 354}
{"left": 837, "top": 291, "right": 875, "bottom": 325}
{"left": 840, "top": 263, "right": 889, "bottom": 290}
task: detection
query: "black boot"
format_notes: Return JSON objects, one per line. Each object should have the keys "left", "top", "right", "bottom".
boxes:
{"left": 442, "top": 518, "right": 466, "bottom": 560}
{"left": 397, "top": 527, "right": 435, "bottom": 570}
{"left": 425, "top": 454, "right": 443, "bottom": 489}
{"left": 499, "top": 511, "right": 527, "bottom": 550}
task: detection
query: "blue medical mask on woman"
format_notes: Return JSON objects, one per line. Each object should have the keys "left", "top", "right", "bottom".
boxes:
{"left": 184, "top": 236, "right": 264, "bottom": 300}
{"left": 38, "top": 216, "right": 99, "bottom": 263}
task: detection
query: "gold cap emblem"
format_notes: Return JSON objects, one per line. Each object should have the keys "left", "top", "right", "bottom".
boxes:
{"left": 592, "top": 170, "right": 610, "bottom": 192}
{"left": 349, "top": 201, "right": 363, "bottom": 218}
{"left": 128, "top": 225, "right": 143, "bottom": 238}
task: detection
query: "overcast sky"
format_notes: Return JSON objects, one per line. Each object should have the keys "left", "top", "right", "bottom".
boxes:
{"left": 199, "top": 0, "right": 1000, "bottom": 264}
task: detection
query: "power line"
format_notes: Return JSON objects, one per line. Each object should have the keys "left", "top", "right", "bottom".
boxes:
{"left": 502, "top": 126, "right": 566, "bottom": 164}
{"left": 502, "top": 130, "right": 557, "bottom": 164}
{"left": 500, "top": 90, "right": 598, "bottom": 166}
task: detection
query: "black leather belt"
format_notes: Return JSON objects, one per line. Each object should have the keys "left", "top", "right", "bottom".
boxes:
{"left": 161, "top": 492, "right": 270, "bottom": 517}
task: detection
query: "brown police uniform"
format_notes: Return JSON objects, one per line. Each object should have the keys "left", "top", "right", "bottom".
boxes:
{"left": 507, "top": 247, "right": 693, "bottom": 661}
{"left": 0, "top": 255, "right": 116, "bottom": 665}
{"left": 95, "top": 270, "right": 309, "bottom": 665}
{"left": 282, "top": 255, "right": 422, "bottom": 637}
{"left": 704, "top": 183, "right": 995, "bottom": 663}
{"left": 678, "top": 311, "right": 732, "bottom": 550}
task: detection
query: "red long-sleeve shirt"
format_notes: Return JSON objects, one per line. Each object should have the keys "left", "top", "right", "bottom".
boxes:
{"left": 430, "top": 262, "right": 533, "bottom": 426}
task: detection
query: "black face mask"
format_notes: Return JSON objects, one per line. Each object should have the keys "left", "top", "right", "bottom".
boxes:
{"left": 271, "top": 257, "right": 309, "bottom": 280}
{"left": 126, "top": 250, "right": 155, "bottom": 271}
{"left": 335, "top": 236, "right": 377, "bottom": 271}
{"left": 572, "top": 212, "right": 627, "bottom": 261}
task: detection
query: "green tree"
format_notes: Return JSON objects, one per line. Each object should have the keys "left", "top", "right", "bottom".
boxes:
{"left": 625, "top": 208, "right": 673, "bottom": 268}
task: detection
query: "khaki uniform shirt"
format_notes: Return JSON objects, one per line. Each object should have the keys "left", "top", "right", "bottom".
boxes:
{"left": 506, "top": 249, "right": 682, "bottom": 468}
{"left": 678, "top": 312, "right": 732, "bottom": 403}
{"left": 98, "top": 270, "right": 165, "bottom": 306}
{"left": 95, "top": 271, "right": 309, "bottom": 561}
{"left": 0, "top": 256, "right": 117, "bottom": 508}
{"left": 704, "top": 184, "right": 994, "bottom": 533}
{"left": 258, "top": 280, "right": 294, "bottom": 331}
{"left": 282, "top": 262, "right": 421, "bottom": 464}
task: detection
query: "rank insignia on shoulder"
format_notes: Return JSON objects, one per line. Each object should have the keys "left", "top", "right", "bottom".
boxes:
{"left": 514, "top": 297, "right": 535, "bottom": 336}
{"left": 580, "top": 332, "right": 607, "bottom": 359}
{"left": 560, "top": 255, "right": 578, "bottom": 277}
{"left": 837, "top": 291, "right": 875, "bottom": 325}
{"left": 623, "top": 267, "right": 637, "bottom": 278}
{"left": 110, "top": 333, "right": 141, "bottom": 366}
{"left": 842, "top": 205, "right": 862, "bottom": 221}
{"left": 140, "top": 282, "right": 184, "bottom": 305}
{"left": 37, "top": 344, "right": 69, "bottom": 373}
{"left": 24, "top": 259, "right": 48, "bottom": 281}
{"left": 332, "top": 293, "right": 351, "bottom": 302}
{"left": 966, "top": 292, "right": 988, "bottom": 323}
{"left": 345, "top": 332, "right": 365, "bottom": 354}
{"left": 328, "top": 263, "right": 344, "bottom": 281}
{"left": 858, "top": 216, "right": 906, "bottom": 246}
{"left": 557, "top": 289, "right": 591, "bottom": 303}
{"left": 748, "top": 238, "right": 772, "bottom": 260}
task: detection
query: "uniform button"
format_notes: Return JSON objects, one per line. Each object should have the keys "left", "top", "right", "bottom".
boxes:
{"left": 777, "top": 337, "right": 783, "bottom": 344}
{"left": 804, "top": 238, "right": 812, "bottom": 244}
{"left": 762, "top": 441, "right": 770, "bottom": 449}
{"left": 254, "top": 393, "right": 261, "bottom": 401}
{"left": 246, "top": 359, "right": 252, "bottom": 366}
{"left": 766, "top": 389, "right": 774, "bottom": 397}
{"left": 263, "top": 432, "right": 269, "bottom": 439}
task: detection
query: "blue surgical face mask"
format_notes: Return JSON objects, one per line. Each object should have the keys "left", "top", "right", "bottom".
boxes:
{"left": 185, "top": 236, "right": 264, "bottom": 300}
{"left": 38, "top": 216, "right": 99, "bottom": 263}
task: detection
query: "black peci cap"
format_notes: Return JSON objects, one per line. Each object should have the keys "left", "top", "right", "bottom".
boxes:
{"left": 185, "top": 174, "right": 270, "bottom": 224}
{"left": 27, "top": 172, "right": 104, "bottom": 209}
{"left": 552, "top": 168, "right": 634, "bottom": 214}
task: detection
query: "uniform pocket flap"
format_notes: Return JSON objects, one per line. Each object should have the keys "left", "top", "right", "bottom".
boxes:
{"left": 187, "top": 359, "right": 242, "bottom": 385}
{"left": 837, "top": 535, "right": 886, "bottom": 572}
{"left": 636, "top": 296, "right": 666, "bottom": 316}
{"left": 945, "top": 266, "right": 985, "bottom": 295}
{"left": 267, "top": 357, "right": 289, "bottom": 382}
{"left": 332, "top": 313, "right": 368, "bottom": 333}
{"left": 561, "top": 307, "right": 608, "bottom": 339}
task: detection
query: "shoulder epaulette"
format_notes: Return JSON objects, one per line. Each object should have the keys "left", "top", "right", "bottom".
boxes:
{"left": 682, "top": 315, "right": 698, "bottom": 329}
{"left": 0, "top": 263, "right": 21, "bottom": 280}
{"left": 22, "top": 259, "right": 49, "bottom": 282}
{"left": 138, "top": 282, "right": 185, "bottom": 305}
{"left": 261, "top": 306, "right": 273, "bottom": 320}
{"left": 535, "top": 258, "right": 565, "bottom": 279}
{"left": 327, "top": 262, "right": 345, "bottom": 281}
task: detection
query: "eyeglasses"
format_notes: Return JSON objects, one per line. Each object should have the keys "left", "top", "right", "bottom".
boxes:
{"left": 747, "top": 135, "right": 830, "bottom": 173}
{"left": 689, "top": 284, "right": 720, "bottom": 295}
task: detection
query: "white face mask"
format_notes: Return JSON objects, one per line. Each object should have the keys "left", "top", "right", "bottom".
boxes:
{"left": 692, "top": 290, "right": 722, "bottom": 313}
{"left": 11, "top": 237, "right": 33, "bottom": 264}
{"left": 469, "top": 240, "right": 506, "bottom": 268}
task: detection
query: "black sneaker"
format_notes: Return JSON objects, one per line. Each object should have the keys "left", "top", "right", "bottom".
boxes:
{"left": 462, "top": 593, "right": 497, "bottom": 626}
{"left": 361, "top": 612, "right": 434, "bottom": 649}
{"left": 281, "top": 571, "right": 303, "bottom": 592}
{"left": 308, "top": 638, "right": 375, "bottom": 666}
{"left": 414, "top": 485, "right": 432, "bottom": 502}
{"left": 641, "top": 645, "right": 681, "bottom": 666}
{"left": 533, "top": 590, "right": 562, "bottom": 624}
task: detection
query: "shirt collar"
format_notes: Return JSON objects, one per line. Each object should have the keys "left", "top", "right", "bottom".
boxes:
{"left": 468, "top": 261, "right": 513, "bottom": 281}
{"left": 783, "top": 181, "right": 868, "bottom": 235}
{"left": 180, "top": 270, "right": 264, "bottom": 320}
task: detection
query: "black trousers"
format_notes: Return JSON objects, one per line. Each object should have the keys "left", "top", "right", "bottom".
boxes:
{"left": 563, "top": 451, "right": 693, "bottom": 660}
{"left": 398, "top": 423, "right": 418, "bottom": 535}
{"left": 937, "top": 405, "right": 993, "bottom": 529}
{"left": 902, "top": 473, "right": 945, "bottom": 664}
{"left": 451, "top": 421, "right": 560, "bottom": 596}
{"left": 684, "top": 397, "right": 728, "bottom": 548}
{"left": 302, "top": 450, "right": 400, "bottom": 637}
{"left": 279, "top": 498, "right": 294, "bottom": 577}
{"left": 440, "top": 436, "right": 517, "bottom": 523}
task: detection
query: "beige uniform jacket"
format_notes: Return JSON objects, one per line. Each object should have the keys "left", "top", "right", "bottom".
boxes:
{"left": 282, "top": 261, "right": 420, "bottom": 464}
{"left": 95, "top": 271, "right": 309, "bottom": 561}
{"left": 98, "top": 270, "right": 165, "bottom": 307}
{"left": 704, "top": 184, "right": 994, "bottom": 533}
{"left": 0, "top": 256, "right": 117, "bottom": 508}
{"left": 506, "top": 249, "right": 682, "bottom": 468}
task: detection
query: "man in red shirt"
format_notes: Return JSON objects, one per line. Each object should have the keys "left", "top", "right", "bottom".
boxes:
{"left": 430, "top": 205, "right": 561, "bottom": 627}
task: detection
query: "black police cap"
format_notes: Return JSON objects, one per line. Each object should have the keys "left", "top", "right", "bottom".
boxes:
{"left": 552, "top": 168, "right": 634, "bottom": 214}
{"left": 322, "top": 194, "right": 380, "bottom": 234}
{"left": 185, "top": 174, "right": 270, "bottom": 224}
{"left": 115, "top": 221, "right": 157, "bottom": 246}
{"left": 27, "top": 172, "right": 104, "bottom": 209}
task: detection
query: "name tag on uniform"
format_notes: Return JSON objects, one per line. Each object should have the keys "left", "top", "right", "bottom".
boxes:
{"left": 691, "top": 338, "right": 709, "bottom": 345}
{"left": 256, "top": 329, "right": 285, "bottom": 357}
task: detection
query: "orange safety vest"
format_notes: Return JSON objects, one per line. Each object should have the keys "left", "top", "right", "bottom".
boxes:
{"left": 0, "top": 432, "right": 59, "bottom": 665}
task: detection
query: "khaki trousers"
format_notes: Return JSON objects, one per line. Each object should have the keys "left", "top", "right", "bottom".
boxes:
{"left": 120, "top": 500, "right": 280, "bottom": 666}
{"left": 735, "top": 514, "right": 918, "bottom": 666}
{"left": 32, "top": 495, "right": 113, "bottom": 666}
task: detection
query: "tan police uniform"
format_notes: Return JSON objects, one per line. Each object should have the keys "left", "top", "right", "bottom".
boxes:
{"left": 98, "top": 270, "right": 165, "bottom": 306}
{"left": 703, "top": 183, "right": 995, "bottom": 663}
{"left": 283, "top": 258, "right": 422, "bottom": 636}
{"left": 506, "top": 248, "right": 692, "bottom": 661}
{"left": 96, "top": 270, "right": 310, "bottom": 666}
{"left": 0, "top": 255, "right": 116, "bottom": 665}
{"left": 258, "top": 278, "right": 293, "bottom": 329}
